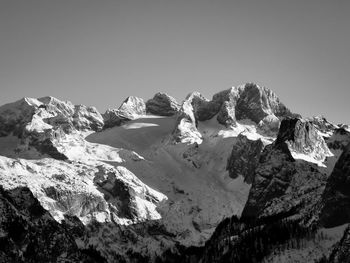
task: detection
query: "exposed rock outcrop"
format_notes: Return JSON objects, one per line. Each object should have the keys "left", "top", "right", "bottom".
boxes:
{"left": 172, "top": 93, "right": 205, "bottom": 144}
{"left": 0, "top": 96, "right": 105, "bottom": 159}
{"left": 277, "top": 117, "right": 333, "bottom": 162}
{"left": 241, "top": 118, "right": 329, "bottom": 221}
{"left": 72, "top": 104, "right": 104, "bottom": 131}
{"left": 310, "top": 116, "right": 338, "bottom": 136}
{"left": 94, "top": 165, "right": 166, "bottom": 222}
{"left": 327, "top": 225, "right": 350, "bottom": 263}
{"left": 173, "top": 83, "right": 297, "bottom": 143}
{"left": 240, "top": 142, "right": 297, "bottom": 219}
{"left": 216, "top": 100, "right": 236, "bottom": 127}
{"left": 103, "top": 96, "right": 146, "bottom": 128}
{"left": 326, "top": 127, "right": 350, "bottom": 152}
{"left": 102, "top": 109, "right": 130, "bottom": 128}
{"left": 118, "top": 96, "right": 146, "bottom": 119}
{"left": 0, "top": 185, "right": 104, "bottom": 262}
{"left": 321, "top": 143, "right": 350, "bottom": 227}
{"left": 213, "top": 83, "right": 296, "bottom": 129}
{"left": 226, "top": 134, "right": 264, "bottom": 183}
{"left": 146, "top": 93, "right": 180, "bottom": 116}
{"left": 0, "top": 98, "right": 39, "bottom": 137}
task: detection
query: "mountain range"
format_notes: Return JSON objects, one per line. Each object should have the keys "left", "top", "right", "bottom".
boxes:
{"left": 0, "top": 83, "right": 349, "bottom": 262}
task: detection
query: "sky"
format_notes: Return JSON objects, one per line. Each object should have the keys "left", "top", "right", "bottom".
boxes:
{"left": 0, "top": 0, "right": 349, "bottom": 124}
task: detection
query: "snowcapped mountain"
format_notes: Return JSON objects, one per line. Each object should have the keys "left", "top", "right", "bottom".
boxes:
{"left": 0, "top": 83, "right": 349, "bottom": 262}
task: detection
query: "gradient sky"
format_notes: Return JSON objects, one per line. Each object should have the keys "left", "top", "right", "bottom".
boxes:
{"left": 0, "top": 0, "right": 349, "bottom": 124}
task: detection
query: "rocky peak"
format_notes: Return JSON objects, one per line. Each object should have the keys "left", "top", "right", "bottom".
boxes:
{"left": 339, "top": 124, "right": 350, "bottom": 132}
{"left": 118, "top": 96, "right": 146, "bottom": 119}
{"left": 276, "top": 117, "right": 332, "bottom": 162}
{"left": 187, "top": 92, "right": 220, "bottom": 121}
{"left": 234, "top": 83, "right": 273, "bottom": 123}
{"left": 102, "top": 96, "right": 146, "bottom": 129}
{"left": 212, "top": 87, "right": 238, "bottom": 104}
{"left": 0, "top": 98, "right": 38, "bottom": 137}
{"left": 213, "top": 83, "right": 294, "bottom": 124}
{"left": 0, "top": 96, "right": 106, "bottom": 159}
{"left": 35, "top": 96, "right": 104, "bottom": 132}
{"left": 146, "top": 92, "right": 180, "bottom": 116}
{"left": 173, "top": 83, "right": 296, "bottom": 143}
{"left": 309, "top": 115, "right": 338, "bottom": 136}
{"left": 173, "top": 91, "right": 222, "bottom": 143}
{"left": 211, "top": 88, "right": 237, "bottom": 127}
{"left": 72, "top": 104, "right": 104, "bottom": 131}
{"left": 241, "top": 117, "right": 330, "bottom": 221}
{"left": 172, "top": 93, "right": 203, "bottom": 144}
{"left": 37, "top": 96, "right": 75, "bottom": 116}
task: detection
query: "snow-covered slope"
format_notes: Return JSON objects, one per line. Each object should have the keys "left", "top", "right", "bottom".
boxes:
{"left": 87, "top": 114, "right": 252, "bottom": 246}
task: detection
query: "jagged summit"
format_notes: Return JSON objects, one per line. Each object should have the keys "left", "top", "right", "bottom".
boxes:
{"left": 276, "top": 117, "right": 333, "bottom": 164}
{"left": 0, "top": 95, "right": 105, "bottom": 159}
{"left": 118, "top": 96, "right": 146, "bottom": 118}
{"left": 173, "top": 83, "right": 297, "bottom": 143}
{"left": 146, "top": 92, "right": 180, "bottom": 116}
{"left": 103, "top": 96, "right": 146, "bottom": 128}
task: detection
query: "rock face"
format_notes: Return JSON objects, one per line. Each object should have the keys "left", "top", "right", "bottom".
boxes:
{"left": 0, "top": 96, "right": 104, "bottom": 136}
{"left": 0, "top": 186, "right": 103, "bottom": 262}
{"left": 0, "top": 96, "right": 105, "bottom": 159}
{"left": 234, "top": 84, "right": 288, "bottom": 123}
{"left": 216, "top": 100, "right": 236, "bottom": 127}
{"left": 213, "top": 83, "right": 296, "bottom": 128}
{"left": 146, "top": 93, "right": 180, "bottom": 116}
{"left": 240, "top": 142, "right": 297, "bottom": 219}
{"left": 103, "top": 96, "right": 146, "bottom": 128}
{"left": 328, "top": 225, "right": 350, "bottom": 263}
{"left": 277, "top": 117, "right": 333, "bottom": 162}
{"left": 226, "top": 134, "right": 264, "bottom": 183}
{"left": 173, "top": 83, "right": 296, "bottom": 143}
{"left": 241, "top": 118, "right": 329, "bottom": 221}
{"left": 38, "top": 96, "right": 104, "bottom": 132}
{"left": 118, "top": 96, "right": 146, "bottom": 119}
{"left": 172, "top": 92, "right": 205, "bottom": 144}
{"left": 326, "top": 127, "right": 350, "bottom": 152}
{"left": 93, "top": 165, "right": 166, "bottom": 222}
{"left": 72, "top": 104, "right": 104, "bottom": 131}
{"left": 0, "top": 98, "right": 38, "bottom": 137}
{"left": 310, "top": 116, "right": 338, "bottom": 136}
{"left": 321, "top": 143, "right": 350, "bottom": 227}
{"left": 102, "top": 109, "right": 129, "bottom": 128}
{"left": 187, "top": 119, "right": 344, "bottom": 263}
{"left": 0, "top": 156, "right": 166, "bottom": 226}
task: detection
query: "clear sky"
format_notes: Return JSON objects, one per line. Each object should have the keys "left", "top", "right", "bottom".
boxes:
{"left": 0, "top": 0, "right": 349, "bottom": 124}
